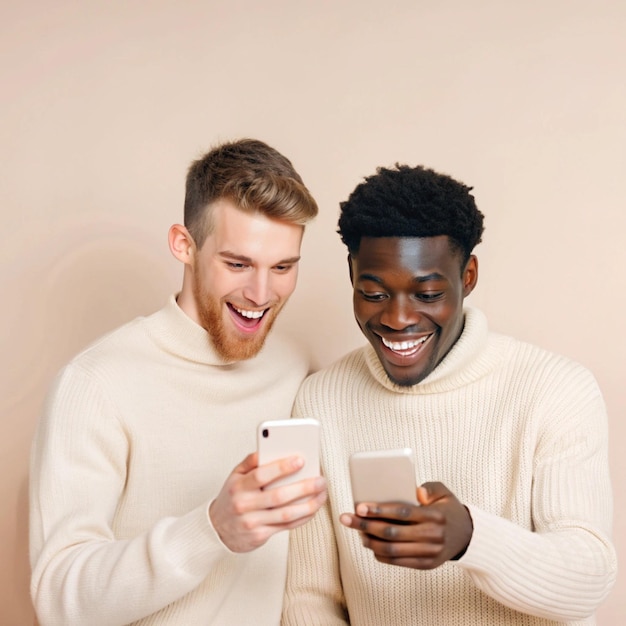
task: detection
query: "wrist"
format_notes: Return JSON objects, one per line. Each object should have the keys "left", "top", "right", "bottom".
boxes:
{"left": 450, "top": 505, "right": 473, "bottom": 561}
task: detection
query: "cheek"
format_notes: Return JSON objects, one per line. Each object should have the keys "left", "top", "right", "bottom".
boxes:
{"left": 437, "top": 305, "right": 465, "bottom": 338}
{"left": 435, "top": 297, "right": 461, "bottom": 319}
{"left": 352, "top": 301, "right": 375, "bottom": 327}
{"left": 207, "top": 271, "right": 243, "bottom": 300}
{"left": 276, "top": 272, "right": 298, "bottom": 299}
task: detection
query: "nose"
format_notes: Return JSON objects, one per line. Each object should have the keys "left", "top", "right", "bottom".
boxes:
{"left": 379, "top": 295, "right": 420, "bottom": 330}
{"left": 242, "top": 270, "right": 272, "bottom": 306}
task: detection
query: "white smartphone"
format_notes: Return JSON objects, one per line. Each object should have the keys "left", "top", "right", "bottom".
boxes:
{"left": 257, "top": 418, "right": 320, "bottom": 489}
{"left": 349, "top": 448, "right": 417, "bottom": 506}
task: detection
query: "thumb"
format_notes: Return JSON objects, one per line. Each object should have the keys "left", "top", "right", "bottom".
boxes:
{"left": 417, "top": 481, "right": 451, "bottom": 505}
{"left": 235, "top": 452, "right": 258, "bottom": 476}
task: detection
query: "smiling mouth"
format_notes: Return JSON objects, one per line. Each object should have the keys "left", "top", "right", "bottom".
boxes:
{"left": 228, "top": 304, "right": 268, "bottom": 330}
{"left": 380, "top": 334, "right": 432, "bottom": 357}
{"left": 232, "top": 305, "right": 265, "bottom": 319}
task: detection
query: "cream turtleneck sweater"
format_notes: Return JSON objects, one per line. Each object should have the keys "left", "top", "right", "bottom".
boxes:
{"left": 30, "top": 296, "right": 309, "bottom": 626}
{"left": 282, "top": 308, "right": 616, "bottom": 626}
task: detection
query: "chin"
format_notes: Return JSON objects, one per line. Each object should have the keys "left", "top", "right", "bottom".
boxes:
{"left": 389, "top": 374, "right": 421, "bottom": 387}
{"left": 223, "top": 337, "right": 267, "bottom": 361}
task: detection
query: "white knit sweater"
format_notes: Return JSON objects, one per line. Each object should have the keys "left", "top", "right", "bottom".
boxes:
{"left": 282, "top": 308, "right": 616, "bottom": 626}
{"left": 30, "top": 295, "right": 309, "bottom": 626}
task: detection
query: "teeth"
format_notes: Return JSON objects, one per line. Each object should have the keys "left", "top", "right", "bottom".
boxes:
{"left": 233, "top": 306, "right": 264, "bottom": 319}
{"left": 381, "top": 336, "right": 428, "bottom": 351}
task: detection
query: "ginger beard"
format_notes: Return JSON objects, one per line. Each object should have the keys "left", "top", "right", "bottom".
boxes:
{"left": 191, "top": 261, "right": 284, "bottom": 361}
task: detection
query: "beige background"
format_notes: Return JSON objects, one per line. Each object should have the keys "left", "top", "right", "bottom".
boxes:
{"left": 1, "top": 1, "right": 624, "bottom": 623}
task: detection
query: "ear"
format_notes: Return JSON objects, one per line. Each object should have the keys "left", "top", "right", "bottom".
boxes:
{"left": 347, "top": 253, "right": 355, "bottom": 286}
{"left": 462, "top": 255, "right": 479, "bottom": 297}
{"left": 168, "top": 224, "right": 195, "bottom": 266}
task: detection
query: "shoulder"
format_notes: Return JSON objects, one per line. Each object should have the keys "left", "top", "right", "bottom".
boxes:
{"left": 464, "top": 308, "right": 598, "bottom": 390}
{"left": 66, "top": 314, "right": 150, "bottom": 371}
{"left": 494, "top": 332, "right": 597, "bottom": 383}
{"left": 45, "top": 310, "right": 159, "bottom": 405}
{"left": 297, "top": 346, "right": 369, "bottom": 396}
{"left": 488, "top": 332, "right": 605, "bottom": 417}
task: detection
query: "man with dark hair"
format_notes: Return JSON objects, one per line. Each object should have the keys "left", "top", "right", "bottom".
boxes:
{"left": 30, "top": 138, "right": 327, "bottom": 625}
{"left": 282, "top": 164, "right": 616, "bottom": 625}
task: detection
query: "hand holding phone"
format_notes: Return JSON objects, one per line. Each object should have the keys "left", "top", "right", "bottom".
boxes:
{"left": 209, "top": 418, "right": 324, "bottom": 553}
{"left": 341, "top": 477, "right": 474, "bottom": 571}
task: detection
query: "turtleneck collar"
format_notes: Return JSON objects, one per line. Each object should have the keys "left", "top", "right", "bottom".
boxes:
{"left": 145, "top": 294, "right": 238, "bottom": 366}
{"left": 363, "top": 307, "right": 507, "bottom": 394}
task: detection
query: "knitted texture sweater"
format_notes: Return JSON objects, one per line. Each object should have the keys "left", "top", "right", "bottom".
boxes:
{"left": 282, "top": 308, "right": 616, "bottom": 626}
{"left": 30, "top": 296, "right": 309, "bottom": 626}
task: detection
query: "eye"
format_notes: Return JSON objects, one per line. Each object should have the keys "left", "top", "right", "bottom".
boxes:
{"left": 415, "top": 292, "right": 444, "bottom": 301}
{"left": 358, "top": 290, "right": 387, "bottom": 302}
{"left": 273, "top": 263, "right": 295, "bottom": 273}
{"left": 226, "top": 262, "right": 249, "bottom": 270}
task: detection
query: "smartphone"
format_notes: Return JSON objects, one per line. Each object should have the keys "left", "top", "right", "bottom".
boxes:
{"left": 257, "top": 418, "right": 320, "bottom": 489}
{"left": 349, "top": 448, "right": 417, "bottom": 506}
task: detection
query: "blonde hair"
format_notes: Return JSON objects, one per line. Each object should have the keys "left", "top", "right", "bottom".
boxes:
{"left": 184, "top": 138, "right": 318, "bottom": 246}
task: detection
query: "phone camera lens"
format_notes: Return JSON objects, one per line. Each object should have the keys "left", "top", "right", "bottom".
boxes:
{"left": 262, "top": 429, "right": 269, "bottom": 438}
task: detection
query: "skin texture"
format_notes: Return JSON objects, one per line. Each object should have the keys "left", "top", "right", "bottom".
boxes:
{"left": 342, "top": 235, "right": 476, "bottom": 567}
{"left": 169, "top": 200, "right": 327, "bottom": 552}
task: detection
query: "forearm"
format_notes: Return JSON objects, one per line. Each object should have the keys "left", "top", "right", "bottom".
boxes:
{"left": 31, "top": 502, "right": 229, "bottom": 626}
{"left": 30, "top": 365, "right": 230, "bottom": 624}
{"left": 458, "top": 505, "right": 617, "bottom": 621}
{"left": 457, "top": 366, "right": 617, "bottom": 621}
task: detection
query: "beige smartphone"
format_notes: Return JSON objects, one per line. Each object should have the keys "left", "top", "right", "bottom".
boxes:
{"left": 257, "top": 418, "right": 320, "bottom": 489}
{"left": 349, "top": 448, "right": 417, "bottom": 506}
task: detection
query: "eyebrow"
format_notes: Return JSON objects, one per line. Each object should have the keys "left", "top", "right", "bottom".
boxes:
{"left": 358, "top": 272, "right": 446, "bottom": 284}
{"left": 219, "top": 251, "right": 301, "bottom": 265}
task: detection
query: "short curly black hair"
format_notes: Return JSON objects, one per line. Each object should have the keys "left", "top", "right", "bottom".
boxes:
{"left": 338, "top": 164, "right": 485, "bottom": 264}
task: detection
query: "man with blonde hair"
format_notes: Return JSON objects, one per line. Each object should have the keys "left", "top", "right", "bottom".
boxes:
{"left": 30, "top": 138, "right": 326, "bottom": 625}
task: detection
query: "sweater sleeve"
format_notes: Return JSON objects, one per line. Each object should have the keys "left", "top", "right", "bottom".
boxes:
{"left": 457, "top": 369, "right": 617, "bottom": 622}
{"left": 281, "top": 499, "right": 349, "bottom": 625}
{"left": 29, "top": 364, "right": 231, "bottom": 626}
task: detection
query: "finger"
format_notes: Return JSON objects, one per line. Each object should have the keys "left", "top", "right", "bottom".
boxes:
{"left": 340, "top": 512, "right": 385, "bottom": 531}
{"left": 354, "top": 518, "right": 445, "bottom": 547}
{"left": 269, "top": 492, "right": 328, "bottom": 530}
{"left": 249, "top": 489, "right": 327, "bottom": 527}
{"left": 355, "top": 502, "right": 444, "bottom": 525}
{"left": 340, "top": 512, "right": 358, "bottom": 528}
{"left": 259, "top": 476, "right": 326, "bottom": 509}
{"left": 231, "top": 452, "right": 259, "bottom": 476}
{"left": 340, "top": 511, "right": 425, "bottom": 533}
{"left": 253, "top": 455, "right": 305, "bottom": 489}
{"left": 364, "top": 536, "right": 445, "bottom": 562}
{"left": 360, "top": 520, "right": 445, "bottom": 545}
